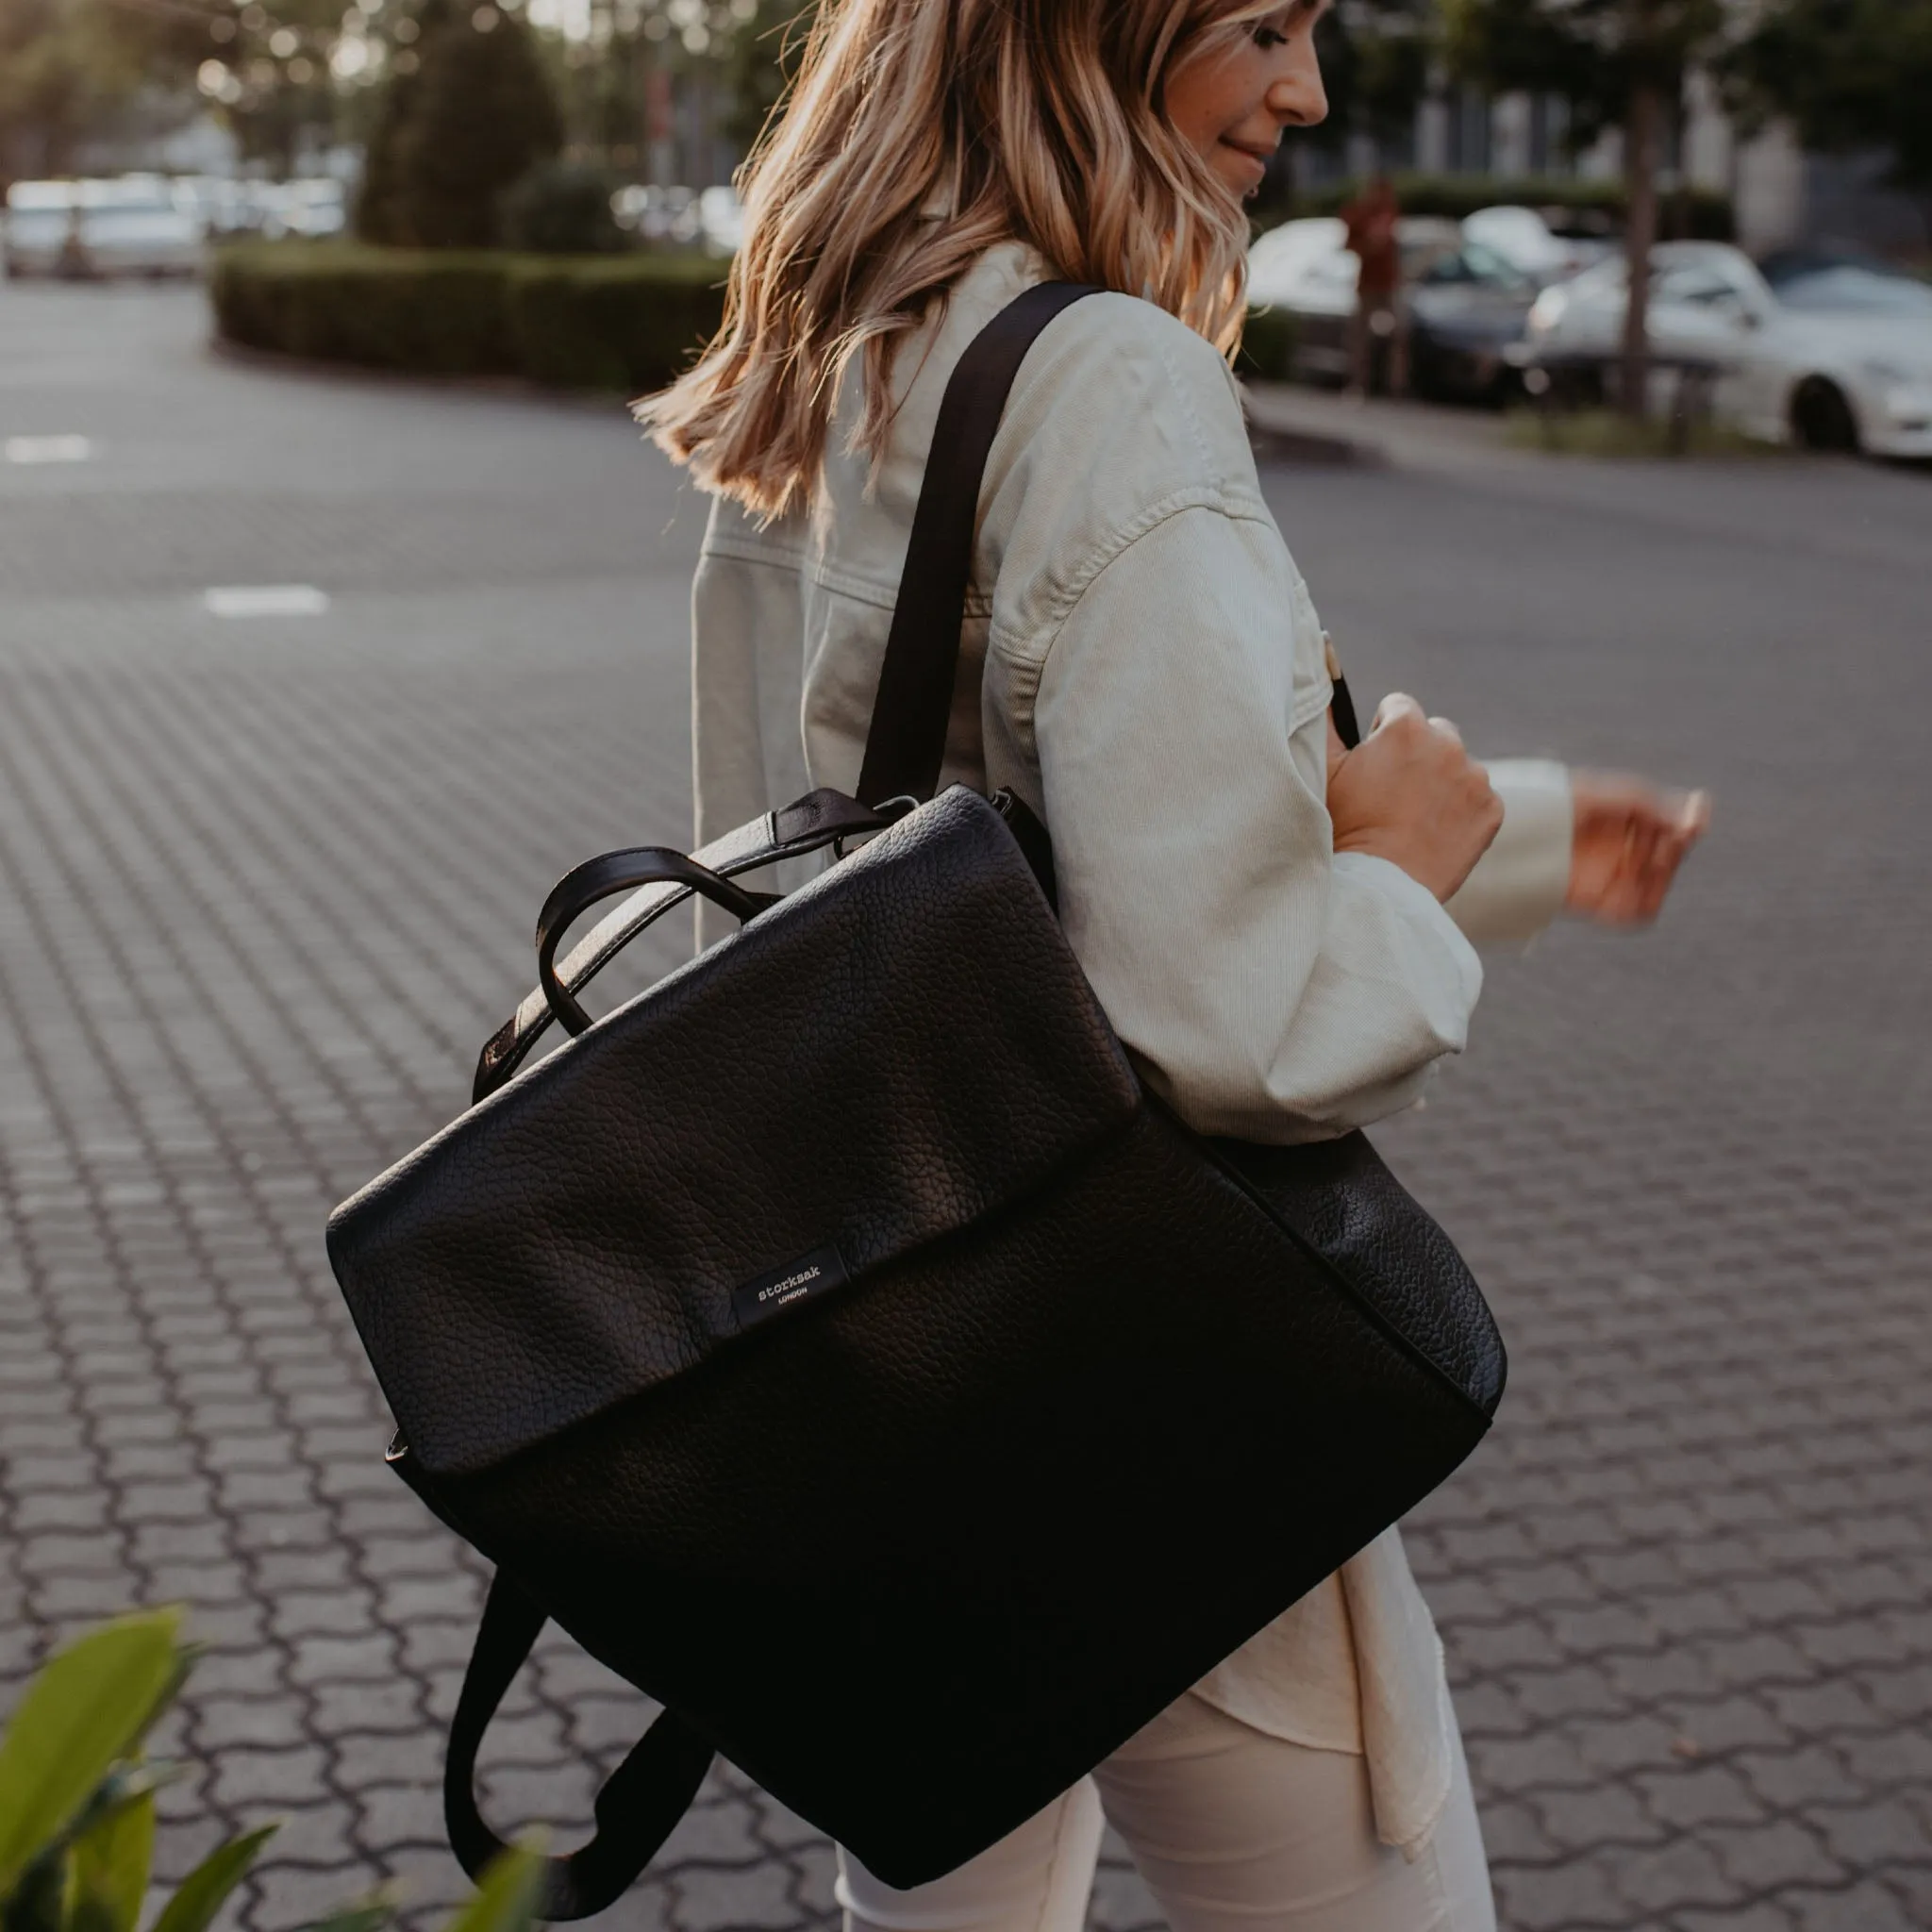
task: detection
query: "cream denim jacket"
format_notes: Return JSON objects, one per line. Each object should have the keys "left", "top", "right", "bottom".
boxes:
{"left": 688, "top": 243, "right": 1573, "bottom": 1856}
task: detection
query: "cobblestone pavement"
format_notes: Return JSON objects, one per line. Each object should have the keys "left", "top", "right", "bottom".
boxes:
{"left": 1, "top": 283, "right": 1927, "bottom": 1932}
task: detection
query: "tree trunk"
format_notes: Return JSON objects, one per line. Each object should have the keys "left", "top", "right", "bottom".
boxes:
{"left": 1620, "top": 74, "right": 1661, "bottom": 419}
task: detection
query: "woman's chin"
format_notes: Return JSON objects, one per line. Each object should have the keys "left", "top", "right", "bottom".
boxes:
{"left": 1214, "top": 150, "right": 1269, "bottom": 199}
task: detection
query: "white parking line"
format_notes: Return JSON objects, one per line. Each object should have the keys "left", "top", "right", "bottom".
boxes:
{"left": 5, "top": 434, "right": 94, "bottom": 465}
{"left": 203, "top": 585, "right": 331, "bottom": 618}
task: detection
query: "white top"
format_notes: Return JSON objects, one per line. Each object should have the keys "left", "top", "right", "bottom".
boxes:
{"left": 686, "top": 242, "right": 1574, "bottom": 1855}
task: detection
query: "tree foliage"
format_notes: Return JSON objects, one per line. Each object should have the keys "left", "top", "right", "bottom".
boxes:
{"left": 1443, "top": 0, "right": 1733, "bottom": 413}
{"left": 1723, "top": 0, "right": 1932, "bottom": 190}
{"left": 0, "top": 0, "right": 202, "bottom": 175}
{"left": 356, "top": 0, "right": 454, "bottom": 241}
{"left": 1311, "top": 0, "right": 1436, "bottom": 154}
{"left": 716, "top": 0, "right": 809, "bottom": 154}
{"left": 1442, "top": 0, "right": 1726, "bottom": 144}
{"left": 356, "top": 0, "right": 561, "bottom": 246}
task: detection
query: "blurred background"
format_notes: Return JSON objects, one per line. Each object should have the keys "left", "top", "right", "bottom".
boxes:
{"left": 2, "top": 0, "right": 1929, "bottom": 449}
{"left": 2, "top": 6, "right": 1929, "bottom": 1932}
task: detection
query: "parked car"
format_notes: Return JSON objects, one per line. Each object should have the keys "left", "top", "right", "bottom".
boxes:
{"left": 172, "top": 175, "right": 258, "bottom": 240}
{"left": 3, "top": 176, "right": 202, "bottom": 279}
{"left": 254, "top": 178, "right": 347, "bottom": 240}
{"left": 1524, "top": 241, "right": 1932, "bottom": 458}
{"left": 1245, "top": 215, "right": 1349, "bottom": 308}
{"left": 1461, "top": 205, "right": 1609, "bottom": 284}
{"left": 3, "top": 181, "right": 82, "bottom": 277}
{"left": 1245, "top": 216, "right": 1540, "bottom": 403}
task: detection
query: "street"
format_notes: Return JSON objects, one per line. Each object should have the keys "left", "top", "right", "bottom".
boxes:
{"left": 1, "top": 280, "right": 1928, "bottom": 1932}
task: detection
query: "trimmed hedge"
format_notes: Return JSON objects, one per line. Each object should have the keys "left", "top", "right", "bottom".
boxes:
{"left": 209, "top": 242, "right": 729, "bottom": 391}
{"left": 1290, "top": 174, "right": 1735, "bottom": 241}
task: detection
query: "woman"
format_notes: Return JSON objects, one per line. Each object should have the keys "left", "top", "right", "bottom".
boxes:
{"left": 641, "top": 0, "right": 1707, "bottom": 1924}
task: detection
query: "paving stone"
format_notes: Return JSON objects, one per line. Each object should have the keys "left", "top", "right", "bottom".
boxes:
{"left": 1607, "top": 1838, "right": 1738, "bottom": 1915}
{"left": 1735, "top": 1749, "right": 1867, "bottom": 1811}
{"left": 1673, "top": 1906, "right": 1799, "bottom": 1932}
{"left": 671, "top": 1862, "right": 800, "bottom": 1931}
{"left": 1807, "top": 1798, "right": 1932, "bottom": 1869}
{"left": 5, "top": 284, "right": 1929, "bottom": 1932}
{"left": 1701, "top": 1819, "right": 1844, "bottom": 1892}
{"left": 1783, "top": 1879, "right": 1920, "bottom": 1932}
{"left": 1490, "top": 1852, "right": 1630, "bottom": 1930}
{"left": 1529, "top": 1783, "right": 1669, "bottom": 1853}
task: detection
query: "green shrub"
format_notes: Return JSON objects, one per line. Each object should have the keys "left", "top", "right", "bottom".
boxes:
{"left": 501, "top": 161, "right": 627, "bottom": 256}
{"left": 210, "top": 244, "right": 515, "bottom": 375}
{"left": 210, "top": 242, "right": 728, "bottom": 391}
{"left": 0, "top": 1608, "right": 544, "bottom": 1932}
{"left": 1286, "top": 174, "right": 1735, "bottom": 241}
{"left": 1236, "top": 306, "right": 1299, "bottom": 383}
{"left": 507, "top": 252, "right": 728, "bottom": 390}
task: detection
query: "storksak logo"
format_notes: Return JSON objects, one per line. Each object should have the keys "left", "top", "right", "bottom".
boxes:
{"left": 733, "top": 1244, "right": 849, "bottom": 1330}
{"left": 758, "top": 1264, "right": 822, "bottom": 1305}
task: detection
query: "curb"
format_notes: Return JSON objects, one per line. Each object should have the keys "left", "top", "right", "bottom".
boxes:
{"left": 1243, "top": 413, "right": 1391, "bottom": 468}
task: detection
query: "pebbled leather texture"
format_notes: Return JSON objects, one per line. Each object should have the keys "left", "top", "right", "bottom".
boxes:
{"left": 1209, "top": 1133, "right": 1507, "bottom": 1417}
{"left": 330, "top": 789, "right": 1143, "bottom": 1479}
{"left": 371, "top": 1081, "right": 1495, "bottom": 1889}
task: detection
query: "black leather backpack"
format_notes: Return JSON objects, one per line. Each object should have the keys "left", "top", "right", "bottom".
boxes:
{"left": 326, "top": 282, "right": 1507, "bottom": 1918}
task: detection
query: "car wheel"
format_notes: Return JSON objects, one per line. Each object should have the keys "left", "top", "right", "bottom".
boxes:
{"left": 1791, "top": 376, "right": 1860, "bottom": 454}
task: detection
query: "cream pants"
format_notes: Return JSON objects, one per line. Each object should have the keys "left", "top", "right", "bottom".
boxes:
{"left": 837, "top": 1691, "right": 1495, "bottom": 1932}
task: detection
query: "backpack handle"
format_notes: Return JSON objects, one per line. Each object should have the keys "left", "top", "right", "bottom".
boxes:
{"left": 535, "top": 848, "right": 777, "bottom": 1036}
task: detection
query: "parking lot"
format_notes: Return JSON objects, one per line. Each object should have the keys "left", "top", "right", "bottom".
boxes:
{"left": 1, "top": 278, "right": 1929, "bottom": 1932}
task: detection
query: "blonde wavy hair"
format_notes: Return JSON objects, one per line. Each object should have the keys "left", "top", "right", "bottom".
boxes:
{"left": 637, "top": 0, "right": 1289, "bottom": 521}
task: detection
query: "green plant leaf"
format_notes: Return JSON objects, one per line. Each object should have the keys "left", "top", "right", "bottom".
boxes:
{"left": 296, "top": 1903, "right": 393, "bottom": 1932}
{"left": 1, "top": 1847, "right": 71, "bottom": 1932}
{"left": 65, "top": 1788, "right": 154, "bottom": 1932}
{"left": 61, "top": 1765, "right": 181, "bottom": 1847}
{"left": 440, "top": 1839, "right": 545, "bottom": 1932}
{"left": 0, "top": 1612, "right": 186, "bottom": 1899}
{"left": 145, "top": 1826, "right": 280, "bottom": 1932}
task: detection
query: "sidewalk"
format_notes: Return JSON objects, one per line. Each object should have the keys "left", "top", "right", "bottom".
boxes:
{"left": 1241, "top": 378, "right": 1518, "bottom": 472}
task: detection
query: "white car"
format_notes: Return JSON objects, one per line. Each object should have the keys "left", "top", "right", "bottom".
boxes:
{"left": 1461, "top": 205, "right": 1608, "bottom": 284}
{"left": 1245, "top": 217, "right": 1350, "bottom": 310}
{"left": 1524, "top": 242, "right": 1932, "bottom": 458}
{"left": 3, "top": 181, "right": 84, "bottom": 276}
{"left": 3, "top": 177, "right": 203, "bottom": 279}
{"left": 254, "top": 178, "right": 348, "bottom": 241}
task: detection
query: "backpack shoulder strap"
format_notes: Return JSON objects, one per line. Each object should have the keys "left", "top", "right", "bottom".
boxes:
{"left": 856, "top": 280, "right": 1101, "bottom": 808}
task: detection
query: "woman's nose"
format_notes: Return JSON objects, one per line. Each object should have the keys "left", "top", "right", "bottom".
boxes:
{"left": 1270, "top": 48, "right": 1329, "bottom": 128}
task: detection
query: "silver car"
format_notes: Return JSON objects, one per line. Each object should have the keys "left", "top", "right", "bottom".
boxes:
{"left": 1524, "top": 242, "right": 1932, "bottom": 459}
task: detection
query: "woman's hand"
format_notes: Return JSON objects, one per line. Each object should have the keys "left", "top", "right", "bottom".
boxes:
{"left": 1566, "top": 773, "right": 1710, "bottom": 924}
{"left": 1325, "top": 694, "right": 1504, "bottom": 904}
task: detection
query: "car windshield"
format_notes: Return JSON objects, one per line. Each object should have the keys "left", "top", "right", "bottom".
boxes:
{"left": 1422, "top": 241, "right": 1537, "bottom": 292}
{"left": 1774, "top": 267, "right": 1932, "bottom": 319}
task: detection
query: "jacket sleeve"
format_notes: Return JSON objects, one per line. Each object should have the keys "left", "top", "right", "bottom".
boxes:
{"left": 1030, "top": 502, "right": 1483, "bottom": 1144}
{"left": 1445, "top": 758, "right": 1574, "bottom": 948}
